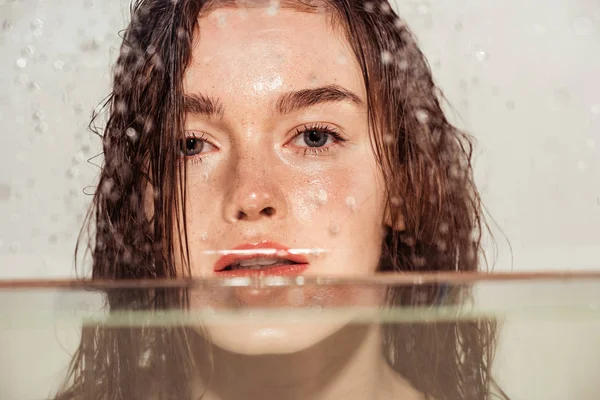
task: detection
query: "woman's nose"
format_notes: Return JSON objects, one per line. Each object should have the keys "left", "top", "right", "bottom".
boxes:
{"left": 222, "top": 158, "right": 286, "bottom": 223}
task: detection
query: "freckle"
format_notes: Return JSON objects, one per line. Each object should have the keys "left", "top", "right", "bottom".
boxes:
{"left": 329, "top": 222, "right": 340, "bottom": 235}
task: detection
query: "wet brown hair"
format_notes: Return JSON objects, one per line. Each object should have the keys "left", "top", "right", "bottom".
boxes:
{"left": 56, "top": 1, "right": 509, "bottom": 399}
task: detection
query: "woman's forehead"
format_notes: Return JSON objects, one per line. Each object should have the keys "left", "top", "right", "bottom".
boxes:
{"left": 185, "top": 7, "right": 364, "bottom": 107}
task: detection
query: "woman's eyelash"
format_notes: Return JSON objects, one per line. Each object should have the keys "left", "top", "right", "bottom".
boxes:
{"left": 294, "top": 123, "right": 347, "bottom": 156}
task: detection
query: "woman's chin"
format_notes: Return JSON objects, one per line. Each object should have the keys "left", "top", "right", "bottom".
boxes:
{"left": 195, "top": 321, "right": 349, "bottom": 355}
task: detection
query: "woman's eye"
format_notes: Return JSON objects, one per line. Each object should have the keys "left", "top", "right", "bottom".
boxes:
{"left": 180, "top": 136, "right": 215, "bottom": 157}
{"left": 293, "top": 128, "right": 335, "bottom": 148}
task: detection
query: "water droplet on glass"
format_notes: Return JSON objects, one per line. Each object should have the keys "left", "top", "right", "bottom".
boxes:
{"left": 394, "top": 18, "right": 406, "bottom": 30}
{"left": 505, "top": 100, "right": 515, "bottom": 110}
{"left": 316, "top": 189, "right": 328, "bottom": 205}
{"left": 454, "top": 21, "right": 463, "bottom": 31}
{"left": 33, "top": 110, "right": 45, "bottom": 121}
{"left": 587, "top": 138, "right": 596, "bottom": 149}
{"left": 28, "top": 82, "right": 41, "bottom": 92}
{"left": 276, "top": 249, "right": 288, "bottom": 257}
{"left": 591, "top": 104, "right": 600, "bottom": 115}
{"left": 345, "top": 195, "right": 357, "bottom": 211}
{"left": 0, "top": 184, "right": 11, "bottom": 202}
{"left": 16, "top": 58, "right": 27, "bottom": 69}
{"left": 22, "top": 45, "right": 35, "bottom": 57}
{"left": 48, "top": 234, "right": 58, "bottom": 244}
{"left": 67, "top": 167, "right": 80, "bottom": 178}
{"left": 2, "top": 20, "right": 12, "bottom": 31}
{"left": 577, "top": 160, "right": 587, "bottom": 171}
{"left": 266, "top": 3, "right": 279, "bottom": 16}
{"left": 74, "top": 151, "right": 85, "bottom": 164}
{"left": 287, "top": 288, "right": 305, "bottom": 306}
{"left": 329, "top": 222, "right": 340, "bottom": 235}
{"left": 475, "top": 49, "right": 488, "bottom": 62}
{"left": 9, "top": 242, "right": 21, "bottom": 253}
{"left": 125, "top": 127, "right": 138, "bottom": 141}
{"left": 380, "top": 2, "right": 391, "bottom": 14}
{"left": 54, "top": 60, "right": 65, "bottom": 70}
{"left": 383, "top": 133, "right": 394, "bottom": 145}
{"left": 101, "top": 179, "right": 114, "bottom": 195}
{"left": 415, "top": 109, "right": 429, "bottom": 124}
{"left": 573, "top": 17, "right": 594, "bottom": 36}
{"left": 417, "top": 4, "right": 429, "bottom": 15}
{"left": 381, "top": 50, "right": 393, "bottom": 65}
{"left": 364, "top": 2, "right": 375, "bottom": 13}
{"left": 176, "top": 27, "right": 186, "bottom": 40}
{"left": 15, "top": 73, "right": 28, "bottom": 85}
{"left": 533, "top": 23, "right": 545, "bottom": 35}
{"left": 553, "top": 88, "right": 571, "bottom": 106}
{"left": 36, "top": 122, "right": 48, "bottom": 133}
{"left": 390, "top": 196, "right": 403, "bottom": 207}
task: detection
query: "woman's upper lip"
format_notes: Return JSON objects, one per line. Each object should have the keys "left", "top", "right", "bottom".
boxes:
{"left": 213, "top": 241, "right": 309, "bottom": 271}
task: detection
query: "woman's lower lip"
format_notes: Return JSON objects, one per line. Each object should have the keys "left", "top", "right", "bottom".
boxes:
{"left": 214, "top": 263, "right": 309, "bottom": 277}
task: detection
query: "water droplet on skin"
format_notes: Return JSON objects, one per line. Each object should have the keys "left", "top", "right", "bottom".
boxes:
{"left": 415, "top": 109, "right": 429, "bottom": 124}
{"left": 201, "top": 232, "right": 208, "bottom": 241}
{"left": 329, "top": 222, "right": 340, "bottom": 235}
{"left": 345, "top": 195, "right": 357, "bottom": 211}
{"left": 217, "top": 14, "right": 227, "bottom": 27}
{"left": 337, "top": 54, "right": 347, "bottom": 65}
{"left": 316, "top": 189, "right": 328, "bottom": 205}
{"left": 201, "top": 172, "right": 209, "bottom": 181}
{"left": 16, "top": 58, "right": 27, "bottom": 68}
{"left": 381, "top": 50, "right": 393, "bottom": 65}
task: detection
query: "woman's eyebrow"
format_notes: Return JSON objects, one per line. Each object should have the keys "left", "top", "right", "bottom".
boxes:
{"left": 275, "top": 84, "right": 364, "bottom": 114}
{"left": 183, "top": 84, "right": 363, "bottom": 118}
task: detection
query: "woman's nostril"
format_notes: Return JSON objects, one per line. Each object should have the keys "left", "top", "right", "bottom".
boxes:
{"left": 262, "top": 207, "right": 276, "bottom": 217}
{"left": 236, "top": 210, "right": 246, "bottom": 220}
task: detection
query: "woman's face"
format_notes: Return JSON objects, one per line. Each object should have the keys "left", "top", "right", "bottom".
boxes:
{"left": 179, "top": 6, "right": 388, "bottom": 354}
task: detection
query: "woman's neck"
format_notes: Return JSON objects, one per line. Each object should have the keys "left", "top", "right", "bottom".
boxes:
{"left": 189, "top": 323, "right": 422, "bottom": 400}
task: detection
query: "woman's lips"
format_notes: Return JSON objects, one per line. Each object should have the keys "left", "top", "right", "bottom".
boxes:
{"left": 213, "top": 241, "right": 310, "bottom": 277}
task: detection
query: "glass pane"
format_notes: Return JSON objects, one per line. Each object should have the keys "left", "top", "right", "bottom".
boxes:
{"left": 1, "top": 273, "right": 599, "bottom": 399}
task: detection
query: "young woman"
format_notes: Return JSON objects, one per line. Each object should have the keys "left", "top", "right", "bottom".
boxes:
{"left": 56, "top": 0, "right": 508, "bottom": 399}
